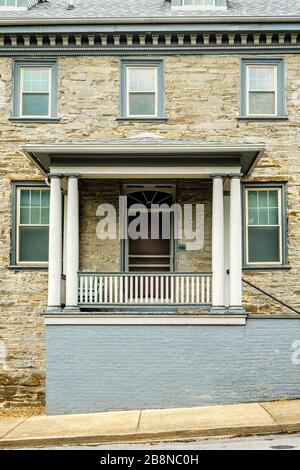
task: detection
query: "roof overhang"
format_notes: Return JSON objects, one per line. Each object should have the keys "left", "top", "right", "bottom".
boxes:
{"left": 0, "top": 16, "right": 300, "bottom": 26}
{"left": 21, "top": 141, "right": 266, "bottom": 179}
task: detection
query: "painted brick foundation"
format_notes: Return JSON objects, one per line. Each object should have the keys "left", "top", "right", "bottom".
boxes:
{"left": 45, "top": 317, "right": 300, "bottom": 415}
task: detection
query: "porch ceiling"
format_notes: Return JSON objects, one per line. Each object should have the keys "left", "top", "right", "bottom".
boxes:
{"left": 21, "top": 139, "right": 266, "bottom": 178}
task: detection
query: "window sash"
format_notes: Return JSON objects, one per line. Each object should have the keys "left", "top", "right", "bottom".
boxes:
{"left": 245, "top": 188, "right": 283, "bottom": 265}
{"left": 182, "top": 0, "right": 215, "bottom": 5}
{"left": 19, "top": 67, "right": 52, "bottom": 118}
{"left": 0, "top": 0, "right": 18, "bottom": 6}
{"left": 126, "top": 66, "right": 158, "bottom": 117}
{"left": 16, "top": 187, "right": 50, "bottom": 265}
{"left": 246, "top": 65, "right": 278, "bottom": 117}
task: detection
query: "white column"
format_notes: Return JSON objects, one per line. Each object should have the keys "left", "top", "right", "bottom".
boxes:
{"left": 211, "top": 175, "right": 226, "bottom": 312}
{"left": 229, "top": 174, "right": 245, "bottom": 313}
{"left": 47, "top": 175, "right": 62, "bottom": 312}
{"left": 64, "top": 175, "right": 80, "bottom": 311}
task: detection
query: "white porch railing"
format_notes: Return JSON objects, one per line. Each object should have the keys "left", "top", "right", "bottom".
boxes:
{"left": 78, "top": 272, "right": 212, "bottom": 307}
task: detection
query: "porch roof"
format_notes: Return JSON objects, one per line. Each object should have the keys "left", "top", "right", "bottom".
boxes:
{"left": 21, "top": 138, "right": 266, "bottom": 178}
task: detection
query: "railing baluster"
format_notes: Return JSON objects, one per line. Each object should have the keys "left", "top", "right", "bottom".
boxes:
{"left": 130, "top": 276, "right": 133, "bottom": 303}
{"left": 145, "top": 276, "right": 149, "bottom": 304}
{"left": 186, "top": 276, "right": 190, "bottom": 304}
{"left": 79, "top": 276, "right": 83, "bottom": 304}
{"left": 78, "top": 273, "right": 212, "bottom": 308}
{"left": 155, "top": 276, "right": 159, "bottom": 303}
{"left": 150, "top": 276, "right": 154, "bottom": 303}
{"left": 206, "top": 276, "right": 210, "bottom": 304}
{"left": 119, "top": 276, "right": 123, "bottom": 304}
{"left": 99, "top": 276, "right": 103, "bottom": 304}
{"left": 196, "top": 276, "right": 200, "bottom": 304}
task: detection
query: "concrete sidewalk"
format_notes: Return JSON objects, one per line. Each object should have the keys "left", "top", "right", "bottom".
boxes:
{"left": 0, "top": 400, "right": 300, "bottom": 448}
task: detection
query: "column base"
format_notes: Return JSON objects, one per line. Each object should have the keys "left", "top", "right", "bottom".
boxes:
{"left": 45, "top": 306, "right": 63, "bottom": 313}
{"left": 227, "top": 306, "right": 246, "bottom": 314}
{"left": 210, "top": 306, "right": 227, "bottom": 314}
{"left": 63, "top": 306, "right": 81, "bottom": 313}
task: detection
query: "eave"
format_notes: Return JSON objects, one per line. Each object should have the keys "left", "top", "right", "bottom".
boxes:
{"left": 21, "top": 141, "right": 266, "bottom": 178}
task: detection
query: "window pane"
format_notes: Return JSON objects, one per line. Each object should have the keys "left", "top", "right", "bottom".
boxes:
{"left": 20, "top": 189, "right": 30, "bottom": 206}
{"left": 249, "top": 92, "right": 275, "bottom": 115}
{"left": 184, "top": 0, "right": 214, "bottom": 4}
{"left": 128, "top": 68, "right": 156, "bottom": 92}
{"left": 129, "top": 93, "right": 156, "bottom": 116}
{"left": 269, "top": 190, "right": 278, "bottom": 208}
{"left": 23, "top": 68, "right": 49, "bottom": 93}
{"left": 22, "top": 94, "right": 49, "bottom": 116}
{"left": 248, "top": 208, "right": 258, "bottom": 225}
{"left": 258, "top": 208, "right": 269, "bottom": 225}
{"left": 248, "top": 226, "right": 280, "bottom": 263}
{"left": 249, "top": 67, "right": 275, "bottom": 91}
{"left": 30, "top": 190, "right": 41, "bottom": 207}
{"left": 41, "top": 190, "right": 50, "bottom": 206}
{"left": 30, "top": 207, "right": 40, "bottom": 224}
{"left": 19, "top": 226, "right": 49, "bottom": 262}
{"left": 41, "top": 208, "right": 49, "bottom": 224}
{"left": 269, "top": 208, "right": 279, "bottom": 225}
{"left": 248, "top": 191, "right": 258, "bottom": 208}
{"left": 258, "top": 191, "right": 268, "bottom": 208}
{"left": 20, "top": 207, "right": 30, "bottom": 224}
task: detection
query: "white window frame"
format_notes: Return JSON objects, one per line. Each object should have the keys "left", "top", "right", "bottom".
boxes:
{"left": 19, "top": 66, "right": 52, "bottom": 119}
{"left": 173, "top": 0, "right": 227, "bottom": 11}
{"left": 126, "top": 66, "right": 158, "bottom": 118}
{"left": 16, "top": 186, "right": 50, "bottom": 266}
{"left": 245, "top": 187, "right": 283, "bottom": 266}
{"left": 246, "top": 64, "right": 278, "bottom": 118}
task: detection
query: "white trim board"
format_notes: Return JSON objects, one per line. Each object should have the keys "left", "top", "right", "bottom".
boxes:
{"left": 44, "top": 314, "right": 247, "bottom": 326}
{"left": 49, "top": 166, "right": 242, "bottom": 178}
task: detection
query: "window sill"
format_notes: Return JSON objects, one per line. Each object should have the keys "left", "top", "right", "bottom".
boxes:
{"left": 117, "top": 117, "right": 168, "bottom": 123}
{"left": 8, "top": 265, "right": 48, "bottom": 271}
{"left": 238, "top": 116, "right": 288, "bottom": 122}
{"left": 243, "top": 265, "right": 290, "bottom": 272}
{"left": 9, "top": 117, "right": 61, "bottom": 124}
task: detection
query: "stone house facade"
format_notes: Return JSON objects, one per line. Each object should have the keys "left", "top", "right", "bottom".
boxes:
{"left": 0, "top": 0, "right": 300, "bottom": 414}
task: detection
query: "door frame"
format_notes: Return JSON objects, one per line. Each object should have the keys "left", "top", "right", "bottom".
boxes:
{"left": 121, "top": 183, "right": 176, "bottom": 272}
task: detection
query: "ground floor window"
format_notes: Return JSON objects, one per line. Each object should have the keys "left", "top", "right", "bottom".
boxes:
{"left": 243, "top": 183, "right": 287, "bottom": 267}
{"left": 11, "top": 182, "right": 50, "bottom": 266}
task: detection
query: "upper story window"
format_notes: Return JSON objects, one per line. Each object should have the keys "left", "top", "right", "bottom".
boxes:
{"left": 12, "top": 61, "right": 58, "bottom": 121}
{"left": 171, "top": 0, "right": 227, "bottom": 9}
{"left": 0, "top": 0, "right": 27, "bottom": 9}
{"left": 120, "top": 60, "right": 165, "bottom": 120}
{"left": 240, "top": 59, "right": 286, "bottom": 119}
{"left": 11, "top": 183, "right": 50, "bottom": 267}
{"left": 243, "top": 184, "right": 287, "bottom": 268}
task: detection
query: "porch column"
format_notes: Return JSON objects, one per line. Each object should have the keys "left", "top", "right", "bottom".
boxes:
{"left": 211, "top": 174, "right": 226, "bottom": 312}
{"left": 47, "top": 175, "right": 62, "bottom": 312}
{"left": 229, "top": 174, "right": 245, "bottom": 313}
{"left": 64, "top": 175, "right": 80, "bottom": 312}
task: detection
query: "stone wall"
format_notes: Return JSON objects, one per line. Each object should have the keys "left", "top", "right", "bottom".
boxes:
{"left": 0, "top": 54, "right": 300, "bottom": 407}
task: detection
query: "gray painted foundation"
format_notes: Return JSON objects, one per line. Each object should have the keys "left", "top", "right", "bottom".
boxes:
{"left": 45, "top": 317, "right": 300, "bottom": 415}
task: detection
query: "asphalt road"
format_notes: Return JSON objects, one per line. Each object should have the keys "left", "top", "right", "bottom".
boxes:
{"left": 11, "top": 433, "right": 300, "bottom": 451}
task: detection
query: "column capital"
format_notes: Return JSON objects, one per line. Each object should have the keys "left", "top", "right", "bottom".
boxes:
{"left": 211, "top": 173, "right": 227, "bottom": 180}
{"left": 48, "top": 173, "right": 62, "bottom": 180}
{"left": 65, "top": 174, "right": 80, "bottom": 179}
{"left": 228, "top": 173, "right": 243, "bottom": 180}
